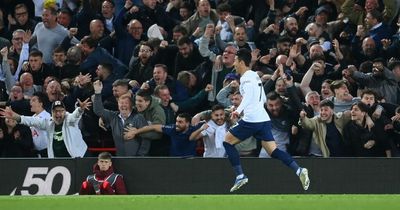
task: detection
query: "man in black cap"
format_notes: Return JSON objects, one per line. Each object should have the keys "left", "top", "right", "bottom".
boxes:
{"left": 0, "top": 98, "right": 91, "bottom": 158}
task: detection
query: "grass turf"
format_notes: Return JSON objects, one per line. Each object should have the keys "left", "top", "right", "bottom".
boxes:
{"left": 1, "top": 195, "right": 399, "bottom": 210}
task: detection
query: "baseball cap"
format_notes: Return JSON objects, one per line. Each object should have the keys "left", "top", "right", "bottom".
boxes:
{"left": 225, "top": 73, "right": 239, "bottom": 81}
{"left": 52, "top": 100, "right": 65, "bottom": 110}
{"left": 315, "top": 5, "right": 331, "bottom": 16}
{"left": 307, "top": 37, "right": 320, "bottom": 48}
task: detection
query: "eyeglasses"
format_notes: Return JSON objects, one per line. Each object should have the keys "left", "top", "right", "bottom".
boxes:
{"left": 139, "top": 49, "right": 152, "bottom": 53}
{"left": 130, "top": 27, "right": 143, "bottom": 30}
{"left": 12, "top": 37, "right": 23, "bottom": 41}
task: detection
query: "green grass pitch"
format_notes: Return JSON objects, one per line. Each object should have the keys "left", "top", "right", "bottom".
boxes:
{"left": 1, "top": 195, "right": 400, "bottom": 210}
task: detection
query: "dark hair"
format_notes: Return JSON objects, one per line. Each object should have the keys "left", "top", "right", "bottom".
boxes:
{"left": 211, "top": 104, "right": 225, "bottom": 112}
{"left": 217, "top": 3, "right": 231, "bottom": 13}
{"left": 98, "top": 152, "right": 112, "bottom": 160}
{"left": 80, "top": 36, "right": 98, "bottom": 49}
{"left": 322, "top": 79, "right": 333, "bottom": 85}
{"left": 266, "top": 91, "right": 282, "bottom": 101}
{"left": 139, "top": 41, "right": 154, "bottom": 51}
{"left": 360, "top": 89, "right": 378, "bottom": 99}
{"left": 319, "top": 99, "right": 334, "bottom": 109}
{"left": 29, "top": 50, "right": 43, "bottom": 58}
{"left": 53, "top": 46, "right": 66, "bottom": 54}
{"left": 372, "top": 57, "right": 386, "bottom": 67}
{"left": 180, "top": 2, "right": 192, "bottom": 11}
{"left": 236, "top": 48, "right": 252, "bottom": 67}
{"left": 14, "top": 3, "right": 28, "bottom": 14}
{"left": 330, "top": 80, "right": 348, "bottom": 93}
{"left": 58, "top": 8, "right": 72, "bottom": 17}
{"left": 172, "top": 25, "right": 188, "bottom": 36}
{"left": 154, "top": 84, "right": 169, "bottom": 96}
{"left": 136, "top": 89, "right": 152, "bottom": 101}
{"left": 102, "top": 0, "right": 115, "bottom": 7}
{"left": 311, "top": 54, "right": 325, "bottom": 63}
{"left": 32, "top": 92, "right": 48, "bottom": 106}
{"left": 359, "top": 61, "right": 373, "bottom": 73}
{"left": 350, "top": 101, "right": 370, "bottom": 113}
{"left": 231, "top": 91, "right": 241, "bottom": 96}
{"left": 154, "top": 64, "right": 168, "bottom": 73}
{"left": 177, "top": 113, "right": 191, "bottom": 122}
{"left": 99, "top": 63, "right": 113, "bottom": 73}
{"left": 177, "top": 36, "right": 192, "bottom": 46}
{"left": 112, "top": 79, "right": 130, "bottom": 88}
{"left": 148, "top": 38, "right": 162, "bottom": 49}
{"left": 177, "top": 71, "right": 191, "bottom": 87}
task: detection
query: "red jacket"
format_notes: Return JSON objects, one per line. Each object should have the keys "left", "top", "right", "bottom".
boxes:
{"left": 79, "top": 164, "right": 127, "bottom": 195}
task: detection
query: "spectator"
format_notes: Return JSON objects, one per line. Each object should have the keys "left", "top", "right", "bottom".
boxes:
{"left": 178, "top": 2, "right": 193, "bottom": 21}
{"left": 60, "top": 46, "right": 83, "bottom": 80}
{"left": 31, "top": 6, "right": 68, "bottom": 64}
{"left": 364, "top": 9, "right": 392, "bottom": 49}
{"left": 101, "top": 0, "right": 116, "bottom": 33}
{"left": 299, "top": 57, "right": 340, "bottom": 99}
{"left": 8, "top": 3, "right": 37, "bottom": 32}
{"left": 289, "top": 89, "right": 323, "bottom": 157}
{"left": 143, "top": 64, "right": 185, "bottom": 101}
{"left": 153, "top": 84, "right": 177, "bottom": 124}
{"left": 95, "top": 63, "right": 119, "bottom": 102}
{"left": 175, "top": 36, "right": 205, "bottom": 77}
{"left": 341, "top": 0, "right": 396, "bottom": 26}
{"left": 29, "top": 92, "right": 51, "bottom": 157}
{"left": 134, "top": 89, "right": 166, "bottom": 156}
{"left": 93, "top": 81, "right": 150, "bottom": 156}
{"left": 344, "top": 101, "right": 391, "bottom": 157}
{"left": 1, "top": 47, "right": 41, "bottom": 98}
{"left": 125, "top": 41, "right": 154, "bottom": 84}
{"left": 299, "top": 99, "right": 352, "bottom": 157}
{"left": 79, "top": 152, "right": 127, "bottom": 195}
{"left": 104, "top": 79, "right": 131, "bottom": 111}
{"left": 198, "top": 34, "right": 238, "bottom": 92}
{"left": 328, "top": 79, "right": 361, "bottom": 112}
{"left": 57, "top": 8, "right": 73, "bottom": 29}
{"left": 125, "top": 0, "right": 174, "bottom": 34}
{"left": 0, "top": 117, "right": 34, "bottom": 158}
{"left": 114, "top": 1, "right": 147, "bottom": 65}
{"left": 0, "top": 99, "right": 90, "bottom": 158}
{"left": 344, "top": 59, "right": 399, "bottom": 104}
{"left": 190, "top": 104, "right": 228, "bottom": 157}
{"left": 80, "top": 36, "right": 128, "bottom": 79}
{"left": 181, "top": 0, "right": 218, "bottom": 37}
{"left": 259, "top": 90, "right": 298, "bottom": 157}
{"left": 215, "top": 3, "right": 244, "bottom": 42}
{"left": 24, "top": 50, "right": 55, "bottom": 86}
{"left": 215, "top": 73, "right": 240, "bottom": 107}
{"left": 280, "top": 17, "right": 302, "bottom": 41}
{"left": 124, "top": 112, "right": 202, "bottom": 157}
{"left": 352, "top": 37, "right": 378, "bottom": 66}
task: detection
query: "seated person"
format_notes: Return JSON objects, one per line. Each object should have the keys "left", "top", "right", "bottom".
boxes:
{"left": 79, "top": 152, "right": 127, "bottom": 195}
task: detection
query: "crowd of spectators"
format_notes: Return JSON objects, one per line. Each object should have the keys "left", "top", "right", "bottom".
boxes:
{"left": 0, "top": 0, "right": 399, "bottom": 158}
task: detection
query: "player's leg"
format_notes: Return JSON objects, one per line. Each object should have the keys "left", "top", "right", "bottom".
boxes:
{"left": 262, "top": 140, "right": 310, "bottom": 190}
{"left": 224, "top": 121, "right": 253, "bottom": 192}
{"left": 257, "top": 122, "right": 310, "bottom": 190}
